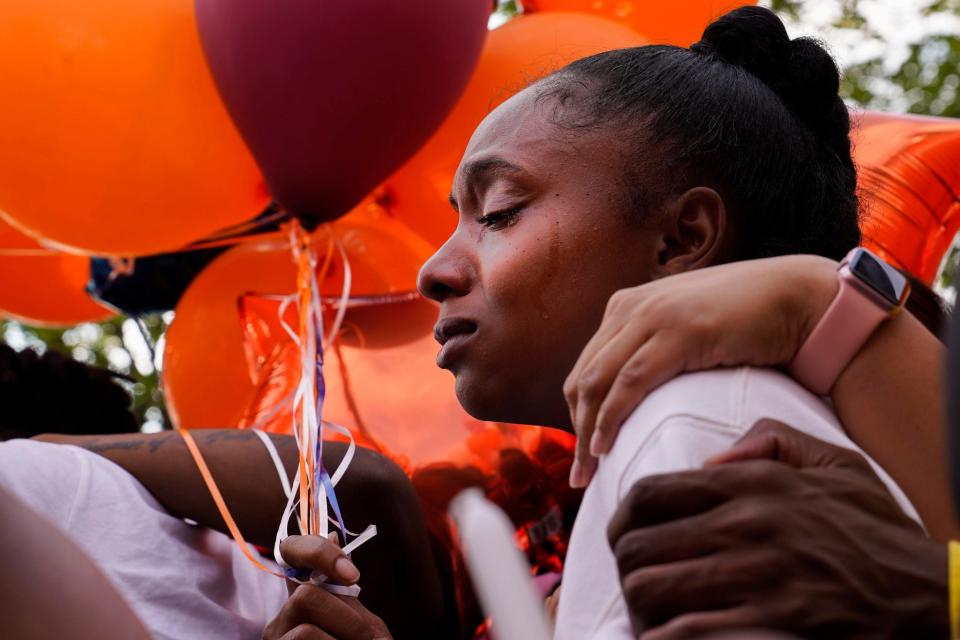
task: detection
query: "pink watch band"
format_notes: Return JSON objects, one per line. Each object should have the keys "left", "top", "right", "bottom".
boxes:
{"left": 788, "top": 264, "right": 891, "bottom": 396}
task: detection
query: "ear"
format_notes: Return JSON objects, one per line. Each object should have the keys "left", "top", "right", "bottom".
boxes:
{"left": 652, "top": 187, "right": 728, "bottom": 276}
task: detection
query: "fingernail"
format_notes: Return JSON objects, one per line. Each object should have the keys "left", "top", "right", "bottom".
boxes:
{"left": 334, "top": 556, "right": 360, "bottom": 583}
{"left": 589, "top": 430, "right": 605, "bottom": 457}
{"left": 569, "top": 459, "right": 586, "bottom": 488}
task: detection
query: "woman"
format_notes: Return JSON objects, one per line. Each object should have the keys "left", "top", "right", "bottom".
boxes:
{"left": 414, "top": 5, "right": 930, "bottom": 639}
{"left": 25, "top": 6, "right": 945, "bottom": 639}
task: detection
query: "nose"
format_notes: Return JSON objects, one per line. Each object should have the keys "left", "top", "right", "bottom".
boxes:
{"left": 417, "top": 237, "right": 473, "bottom": 303}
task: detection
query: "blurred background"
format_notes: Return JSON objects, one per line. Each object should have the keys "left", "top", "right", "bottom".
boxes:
{"left": 4, "top": 0, "right": 959, "bottom": 432}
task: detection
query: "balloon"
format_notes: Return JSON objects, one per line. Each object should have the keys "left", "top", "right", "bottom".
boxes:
{"left": 238, "top": 304, "right": 567, "bottom": 468}
{"left": 0, "top": 220, "right": 114, "bottom": 327}
{"left": 853, "top": 111, "right": 960, "bottom": 284}
{"left": 520, "top": 0, "right": 756, "bottom": 46}
{"left": 89, "top": 205, "right": 282, "bottom": 315}
{"left": 193, "top": 0, "right": 490, "bottom": 226}
{"left": 0, "top": 0, "right": 268, "bottom": 256}
{"left": 162, "top": 205, "right": 435, "bottom": 429}
{"left": 377, "top": 12, "right": 649, "bottom": 247}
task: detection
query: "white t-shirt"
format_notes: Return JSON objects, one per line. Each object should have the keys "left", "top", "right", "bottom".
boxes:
{"left": 554, "top": 367, "right": 921, "bottom": 640}
{"left": 0, "top": 439, "right": 288, "bottom": 640}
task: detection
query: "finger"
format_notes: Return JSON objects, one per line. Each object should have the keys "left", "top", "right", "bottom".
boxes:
{"left": 612, "top": 512, "right": 727, "bottom": 574}
{"left": 607, "top": 471, "right": 733, "bottom": 544}
{"left": 568, "top": 447, "right": 597, "bottom": 489}
{"left": 592, "top": 334, "right": 686, "bottom": 455}
{"left": 568, "top": 327, "right": 652, "bottom": 487}
{"left": 338, "top": 596, "right": 391, "bottom": 639}
{"left": 705, "top": 418, "right": 876, "bottom": 479}
{"left": 639, "top": 606, "right": 766, "bottom": 640}
{"left": 272, "top": 585, "right": 370, "bottom": 640}
{"left": 279, "top": 624, "right": 336, "bottom": 640}
{"left": 280, "top": 535, "right": 360, "bottom": 585}
{"left": 573, "top": 324, "right": 651, "bottom": 445}
{"left": 563, "top": 307, "right": 625, "bottom": 423}
{"left": 564, "top": 288, "right": 636, "bottom": 407}
{"left": 623, "top": 550, "right": 773, "bottom": 629}
{"left": 607, "top": 461, "right": 795, "bottom": 545}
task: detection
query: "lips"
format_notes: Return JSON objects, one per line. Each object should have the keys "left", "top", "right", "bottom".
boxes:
{"left": 433, "top": 317, "right": 478, "bottom": 346}
{"left": 434, "top": 316, "right": 478, "bottom": 368}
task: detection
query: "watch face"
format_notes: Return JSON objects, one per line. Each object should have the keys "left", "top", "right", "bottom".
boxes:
{"left": 849, "top": 249, "right": 908, "bottom": 307}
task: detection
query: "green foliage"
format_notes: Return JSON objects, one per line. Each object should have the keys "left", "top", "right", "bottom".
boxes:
{"left": 0, "top": 314, "right": 170, "bottom": 431}
{"left": 498, "top": 0, "right": 519, "bottom": 17}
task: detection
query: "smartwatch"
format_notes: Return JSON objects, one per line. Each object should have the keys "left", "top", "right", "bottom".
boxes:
{"left": 788, "top": 248, "right": 910, "bottom": 396}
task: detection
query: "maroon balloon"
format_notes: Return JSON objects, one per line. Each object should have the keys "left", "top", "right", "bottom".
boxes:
{"left": 194, "top": 0, "right": 490, "bottom": 225}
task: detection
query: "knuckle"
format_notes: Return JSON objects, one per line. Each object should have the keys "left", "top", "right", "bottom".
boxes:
{"left": 667, "top": 614, "right": 712, "bottom": 637}
{"left": 606, "top": 289, "right": 628, "bottom": 313}
{"left": 621, "top": 569, "right": 652, "bottom": 608}
{"left": 611, "top": 531, "right": 643, "bottom": 570}
{"left": 616, "top": 359, "right": 649, "bottom": 388}
{"left": 288, "top": 624, "right": 316, "bottom": 640}
{"left": 718, "top": 499, "right": 778, "bottom": 540}
{"left": 741, "top": 459, "right": 790, "bottom": 487}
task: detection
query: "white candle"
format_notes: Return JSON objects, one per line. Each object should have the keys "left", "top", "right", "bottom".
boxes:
{"left": 449, "top": 488, "right": 552, "bottom": 640}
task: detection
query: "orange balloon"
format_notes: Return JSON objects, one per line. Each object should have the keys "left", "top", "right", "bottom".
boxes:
{"left": 162, "top": 204, "right": 435, "bottom": 430}
{"left": 853, "top": 111, "right": 960, "bottom": 284}
{"left": 375, "top": 13, "right": 648, "bottom": 247}
{"left": 0, "top": 220, "right": 114, "bottom": 326}
{"left": 237, "top": 304, "right": 554, "bottom": 468}
{"left": 521, "top": 0, "right": 756, "bottom": 46}
{"left": 0, "top": 0, "right": 267, "bottom": 256}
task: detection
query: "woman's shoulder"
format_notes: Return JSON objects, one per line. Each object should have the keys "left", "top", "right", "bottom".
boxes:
{"left": 621, "top": 366, "right": 834, "bottom": 432}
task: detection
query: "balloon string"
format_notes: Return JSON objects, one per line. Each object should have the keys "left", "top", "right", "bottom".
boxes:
{"left": 0, "top": 248, "right": 61, "bottom": 256}
{"left": 0, "top": 230, "right": 282, "bottom": 256}
{"left": 176, "top": 427, "right": 286, "bottom": 578}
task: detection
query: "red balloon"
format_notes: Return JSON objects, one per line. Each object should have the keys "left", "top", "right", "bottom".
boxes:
{"left": 853, "top": 111, "right": 960, "bottom": 283}
{"left": 194, "top": 0, "right": 490, "bottom": 225}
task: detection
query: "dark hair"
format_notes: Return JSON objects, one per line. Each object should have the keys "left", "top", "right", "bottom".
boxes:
{"left": 537, "top": 6, "right": 860, "bottom": 261}
{"left": 0, "top": 344, "right": 138, "bottom": 440}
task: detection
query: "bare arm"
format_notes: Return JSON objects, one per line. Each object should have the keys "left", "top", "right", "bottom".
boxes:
{"left": 35, "top": 429, "right": 300, "bottom": 547}
{"left": 0, "top": 483, "right": 152, "bottom": 640}
{"left": 831, "top": 302, "right": 951, "bottom": 539}
{"left": 566, "top": 255, "right": 958, "bottom": 540}
{"left": 34, "top": 429, "right": 450, "bottom": 638}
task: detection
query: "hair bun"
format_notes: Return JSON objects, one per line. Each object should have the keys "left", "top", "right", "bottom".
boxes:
{"left": 692, "top": 7, "right": 849, "bottom": 153}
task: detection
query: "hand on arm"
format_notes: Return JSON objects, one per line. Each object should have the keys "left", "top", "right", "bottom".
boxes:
{"left": 607, "top": 420, "right": 948, "bottom": 640}
{"left": 565, "top": 255, "right": 837, "bottom": 486}
{"left": 564, "top": 255, "right": 957, "bottom": 539}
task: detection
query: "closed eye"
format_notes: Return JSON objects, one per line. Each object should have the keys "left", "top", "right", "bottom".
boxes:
{"left": 477, "top": 206, "right": 524, "bottom": 231}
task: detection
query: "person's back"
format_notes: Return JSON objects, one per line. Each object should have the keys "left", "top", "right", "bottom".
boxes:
{"left": 556, "top": 366, "right": 920, "bottom": 639}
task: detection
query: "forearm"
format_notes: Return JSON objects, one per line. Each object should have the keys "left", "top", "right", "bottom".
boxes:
{"left": 34, "top": 429, "right": 299, "bottom": 547}
{"left": 833, "top": 309, "right": 955, "bottom": 540}
{"left": 35, "top": 429, "right": 449, "bottom": 636}
{"left": 789, "top": 259, "right": 956, "bottom": 540}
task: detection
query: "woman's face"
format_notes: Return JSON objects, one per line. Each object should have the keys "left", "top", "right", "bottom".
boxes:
{"left": 417, "top": 86, "right": 665, "bottom": 429}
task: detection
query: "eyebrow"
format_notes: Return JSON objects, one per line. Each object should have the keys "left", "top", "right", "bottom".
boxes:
{"left": 448, "top": 157, "right": 527, "bottom": 212}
